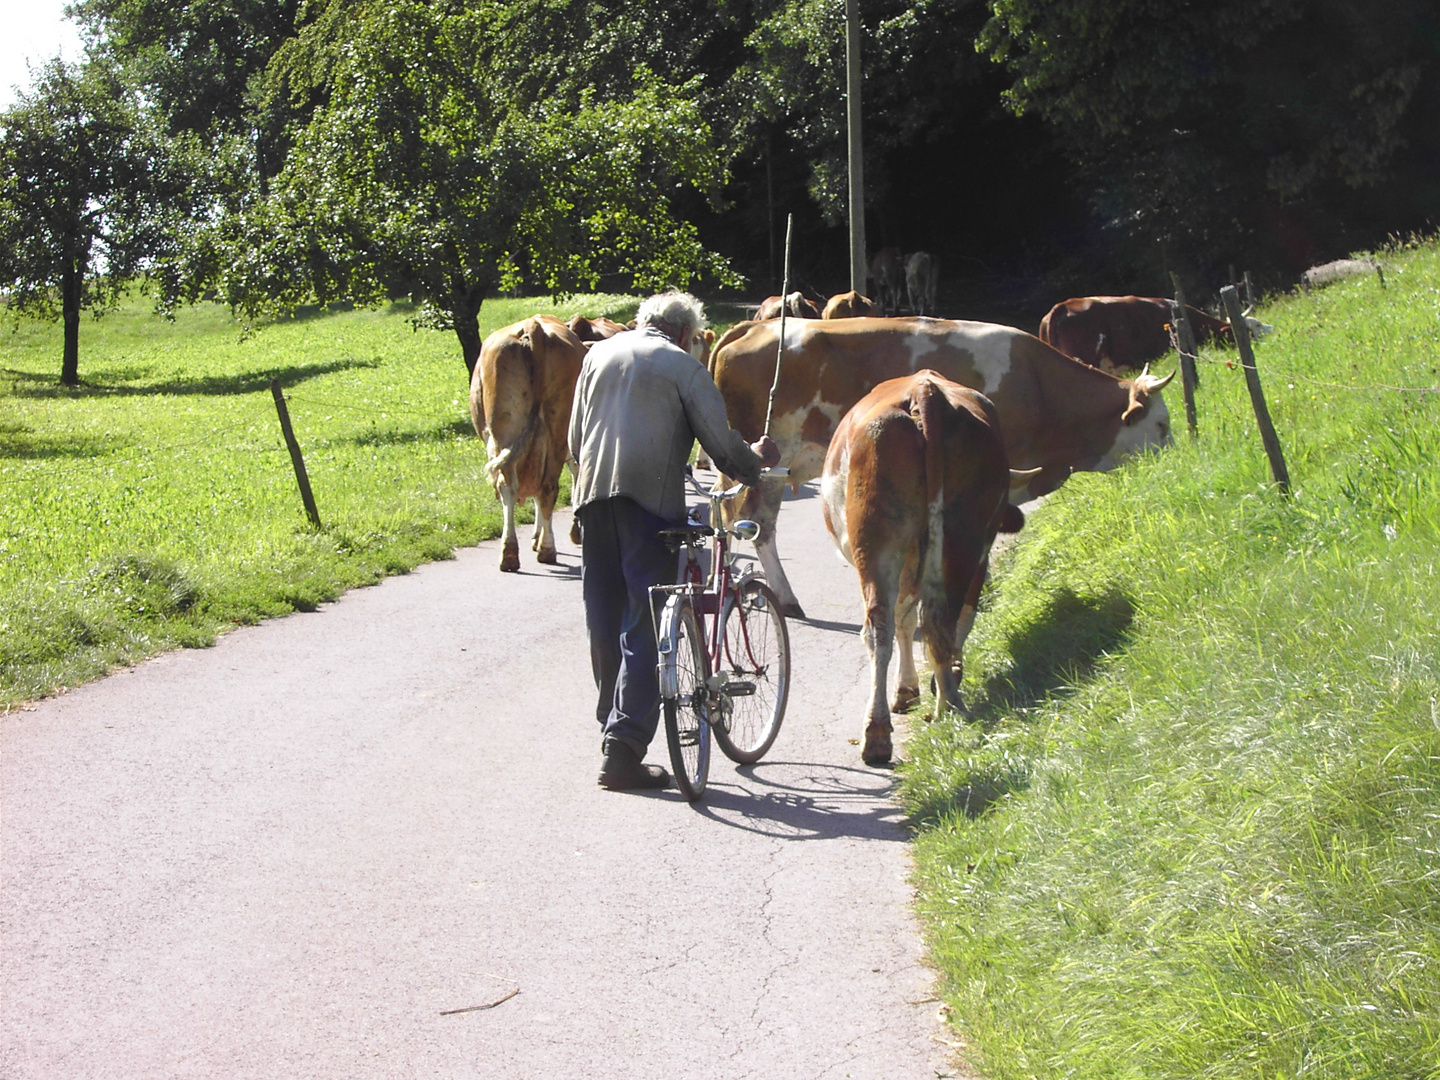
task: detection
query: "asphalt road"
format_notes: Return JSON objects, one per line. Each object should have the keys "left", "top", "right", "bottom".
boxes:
{"left": 3, "top": 480, "right": 969, "bottom": 1079}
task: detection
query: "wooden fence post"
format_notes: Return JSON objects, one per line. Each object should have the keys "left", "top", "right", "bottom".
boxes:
{"left": 1220, "top": 285, "right": 1291, "bottom": 496}
{"left": 270, "top": 379, "right": 323, "bottom": 529}
{"left": 1168, "top": 274, "right": 1199, "bottom": 437}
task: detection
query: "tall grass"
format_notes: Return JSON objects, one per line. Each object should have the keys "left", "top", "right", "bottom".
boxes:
{"left": 0, "top": 294, "right": 635, "bottom": 705}
{"left": 905, "top": 238, "right": 1440, "bottom": 1078}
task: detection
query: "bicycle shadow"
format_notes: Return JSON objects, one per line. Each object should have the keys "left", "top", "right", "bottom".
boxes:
{"left": 673, "top": 759, "right": 909, "bottom": 841}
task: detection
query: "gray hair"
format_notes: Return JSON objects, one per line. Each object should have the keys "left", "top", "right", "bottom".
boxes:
{"left": 636, "top": 291, "right": 707, "bottom": 343}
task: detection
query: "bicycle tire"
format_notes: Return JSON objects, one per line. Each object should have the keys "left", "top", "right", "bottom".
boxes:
{"left": 661, "top": 595, "right": 711, "bottom": 800}
{"left": 713, "top": 578, "right": 790, "bottom": 764}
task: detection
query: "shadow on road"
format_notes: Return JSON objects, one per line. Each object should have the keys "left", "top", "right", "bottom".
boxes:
{"left": 798, "top": 617, "right": 862, "bottom": 635}
{"left": 677, "top": 760, "right": 907, "bottom": 841}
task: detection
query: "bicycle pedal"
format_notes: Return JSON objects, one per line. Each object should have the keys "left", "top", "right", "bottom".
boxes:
{"left": 726, "top": 680, "right": 757, "bottom": 697}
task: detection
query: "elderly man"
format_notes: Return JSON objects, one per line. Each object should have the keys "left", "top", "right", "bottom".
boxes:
{"left": 569, "top": 291, "right": 779, "bottom": 790}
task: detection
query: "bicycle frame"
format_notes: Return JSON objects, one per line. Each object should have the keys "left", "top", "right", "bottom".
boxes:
{"left": 652, "top": 468, "right": 779, "bottom": 691}
{"left": 654, "top": 476, "right": 744, "bottom": 677}
{"left": 655, "top": 466, "right": 790, "bottom": 798}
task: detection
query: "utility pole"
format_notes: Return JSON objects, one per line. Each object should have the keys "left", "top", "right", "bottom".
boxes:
{"left": 845, "top": 0, "right": 866, "bottom": 293}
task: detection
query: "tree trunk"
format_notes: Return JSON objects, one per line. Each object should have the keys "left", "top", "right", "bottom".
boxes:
{"left": 61, "top": 250, "right": 82, "bottom": 387}
{"left": 452, "top": 283, "right": 487, "bottom": 379}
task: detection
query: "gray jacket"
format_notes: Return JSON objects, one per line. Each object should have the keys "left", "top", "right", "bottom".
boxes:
{"left": 568, "top": 327, "right": 763, "bottom": 522}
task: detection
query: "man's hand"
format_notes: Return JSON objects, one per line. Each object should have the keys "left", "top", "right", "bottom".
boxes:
{"left": 751, "top": 435, "right": 780, "bottom": 469}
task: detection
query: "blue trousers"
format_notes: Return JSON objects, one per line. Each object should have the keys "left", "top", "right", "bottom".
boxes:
{"left": 578, "top": 497, "right": 678, "bottom": 756}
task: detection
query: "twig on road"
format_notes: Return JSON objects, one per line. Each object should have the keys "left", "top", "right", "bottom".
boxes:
{"left": 440, "top": 987, "right": 520, "bottom": 1015}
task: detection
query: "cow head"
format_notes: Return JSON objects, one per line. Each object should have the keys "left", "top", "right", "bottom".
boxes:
{"left": 1100, "top": 365, "right": 1174, "bottom": 469}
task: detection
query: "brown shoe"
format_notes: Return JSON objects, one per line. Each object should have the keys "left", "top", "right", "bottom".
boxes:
{"left": 598, "top": 738, "right": 672, "bottom": 791}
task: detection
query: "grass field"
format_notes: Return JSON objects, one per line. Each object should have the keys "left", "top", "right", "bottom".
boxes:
{"left": 0, "top": 293, "right": 635, "bottom": 706}
{"left": 904, "top": 238, "right": 1440, "bottom": 1078}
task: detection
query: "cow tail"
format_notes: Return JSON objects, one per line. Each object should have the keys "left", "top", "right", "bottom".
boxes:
{"left": 481, "top": 319, "right": 544, "bottom": 496}
{"left": 484, "top": 445, "right": 513, "bottom": 490}
{"left": 910, "top": 375, "right": 948, "bottom": 567}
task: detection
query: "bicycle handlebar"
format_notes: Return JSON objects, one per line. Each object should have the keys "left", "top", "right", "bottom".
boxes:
{"left": 685, "top": 464, "right": 790, "bottom": 501}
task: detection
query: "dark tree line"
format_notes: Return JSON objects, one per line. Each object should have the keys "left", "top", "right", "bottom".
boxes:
{"left": 3, "top": 0, "right": 1437, "bottom": 382}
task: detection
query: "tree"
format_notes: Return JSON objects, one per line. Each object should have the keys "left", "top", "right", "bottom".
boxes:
{"left": 978, "top": 0, "right": 1440, "bottom": 278}
{"left": 219, "top": 0, "right": 740, "bottom": 377}
{"left": 0, "top": 60, "right": 192, "bottom": 385}
{"left": 72, "top": 0, "right": 305, "bottom": 181}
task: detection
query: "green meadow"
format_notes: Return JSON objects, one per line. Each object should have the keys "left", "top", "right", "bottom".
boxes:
{"left": 904, "top": 239, "right": 1440, "bottom": 1078}
{"left": 6, "top": 241, "right": 1440, "bottom": 1078}
{"left": 0, "top": 294, "right": 633, "bottom": 706}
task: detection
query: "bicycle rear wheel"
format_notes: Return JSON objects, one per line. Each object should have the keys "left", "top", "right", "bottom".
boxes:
{"left": 713, "top": 578, "right": 790, "bottom": 764}
{"left": 661, "top": 595, "right": 710, "bottom": 800}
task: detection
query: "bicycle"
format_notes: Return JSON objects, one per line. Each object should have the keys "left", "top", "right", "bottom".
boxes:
{"left": 652, "top": 468, "right": 791, "bottom": 801}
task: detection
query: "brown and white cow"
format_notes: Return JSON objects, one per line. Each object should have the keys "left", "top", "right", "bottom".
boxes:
{"left": 868, "top": 248, "right": 906, "bottom": 316}
{"left": 904, "top": 252, "right": 939, "bottom": 316}
{"left": 821, "top": 290, "right": 881, "bottom": 319}
{"left": 470, "top": 315, "right": 586, "bottom": 571}
{"left": 822, "top": 371, "right": 1029, "bottom": 764}
{"left": 756, "top": 292, "right": 822, "bottom": 321}
{"left": 709, "top": 317, "right": 1174, "bottom": 617}
{"left": 1038, "top": 295, "right": 1272, "bottom": 372}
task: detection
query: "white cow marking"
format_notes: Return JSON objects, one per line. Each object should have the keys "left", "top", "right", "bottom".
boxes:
{"left": 1097, "top": 393, "right": 1172, "bottom": 470}
{"left": 820, "top": 445, "right": 852, "bottom": 565}
{"left": 903, "top": 323, "right": 1015, "bottom": 396}
{"left": 782, "top": 318, "right": 814, "bottom": 354}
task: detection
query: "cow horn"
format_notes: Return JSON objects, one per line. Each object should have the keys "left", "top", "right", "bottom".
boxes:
{"left": 1010, "top": 467, "right": 1042, "bottom": 481}
{"left": 1241, "top": 304, "right": 1254, "bottom": 317}
{"left": 1135, "top": 367, "right": 1175, "bottom": 394}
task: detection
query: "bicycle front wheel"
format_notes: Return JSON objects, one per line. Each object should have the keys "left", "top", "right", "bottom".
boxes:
{"left": 714, "top": 577, "right": 790, "bottom": 764}
{"left": 660, "top": 595, "right": 711, "bottom": 800}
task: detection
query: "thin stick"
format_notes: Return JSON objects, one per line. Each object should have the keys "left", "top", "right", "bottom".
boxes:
{"left": 764, "top": 213, "right": 794, "bottom": 437}
{"left": 440, "top": 987, "right": 519, "bottom": 1015}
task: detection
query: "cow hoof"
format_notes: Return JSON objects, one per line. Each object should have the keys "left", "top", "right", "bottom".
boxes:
{"left": 499, "top": 546, "right": 521, "bottom": 573}
{"left": 536, "top": 549, "right": 558, "bottom": 565}
{"left": 862, "top": 722, "right": 893, "bottom": 766}
{"left": 891, "top": 686, "right": 921, "bottom": 714}
{"left": 569, "top": 519, "right": 582, "bottom": 545}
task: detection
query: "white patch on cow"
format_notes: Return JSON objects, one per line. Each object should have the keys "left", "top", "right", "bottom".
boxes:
{"left": 906, "top": 323, "right": 1014, "bottom": 395}
{"left": 1097, "top": 392, "right": 1172, "bottom": 471}
{"left": 820, "top": 446, "right": 852, "bottom": 565}
{"left": 769, "top": 391, "right": 844, "bottom": 487}
{"left": 781, "top": 318, "right": 814, "bottom": 355}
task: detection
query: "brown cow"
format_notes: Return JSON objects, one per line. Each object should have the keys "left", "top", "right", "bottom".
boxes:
{"left": 470, "top": 315, "right": 586, "bottom": 571}
{"left": 904, "top": 252, "right": 939, "bottom": 316}
{"left": 566, "top": 314, "right": 628, "bottom": 342}
{"left": 1038, "top": 295, "right": 1272, "bottom": 372}
{"left": 821, "top": 290, "right": 880, "bottom": 319}
{"left": 822, "top": 371, "right": 1028, "bottom": 764}
{"left": 756, "top": 292, "right": 822, "bottom": 321}
{"left": 867, "top": 248, "right": 905, "bottom": 316}
{"left": 709, "top": 317, "right": 1174, "bottom": 617}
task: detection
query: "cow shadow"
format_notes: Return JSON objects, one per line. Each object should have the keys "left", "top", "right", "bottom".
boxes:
{"left": 976, "top": 585, "right": 1136, "bottom": 718}
{"left": 908, "top": 585, "right": 1136, "bottom": 825}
